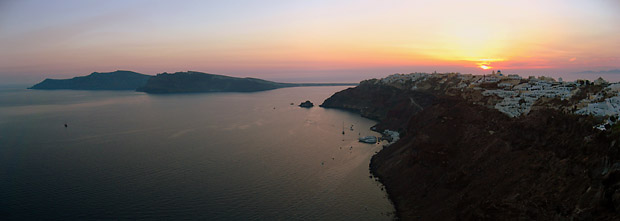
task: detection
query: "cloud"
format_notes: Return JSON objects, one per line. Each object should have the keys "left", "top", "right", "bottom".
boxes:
{"left": 569, "top": 57, "right": 577, "bottom": 62}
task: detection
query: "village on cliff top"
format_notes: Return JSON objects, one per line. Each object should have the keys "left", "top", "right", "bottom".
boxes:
{"left": 375, "top": 71, "right": 620, "bottom": 130}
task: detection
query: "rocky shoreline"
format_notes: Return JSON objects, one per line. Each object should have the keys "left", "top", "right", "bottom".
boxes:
{"left": 321, "top": 73, "right": 620, "bottom": 220}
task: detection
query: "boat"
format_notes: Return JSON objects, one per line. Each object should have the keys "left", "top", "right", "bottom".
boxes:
{"left": 358, "top": 136, "right": 377, "bottom": 143}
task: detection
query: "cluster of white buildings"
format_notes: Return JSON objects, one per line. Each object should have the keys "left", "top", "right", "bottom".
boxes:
{"left": 377, "top": 71, "right": 620, "bottom": 128}
{"left": 481, "top": 75, "right": 577, "bottom": 117}
{"left": 380, "top": 72, "right": 430, "bottom": 85}
{"left": 382, "top": 130, "right": 400, "bottom": 144}
{"left": 575, "top": 83, "right": 620, "bottom": 118}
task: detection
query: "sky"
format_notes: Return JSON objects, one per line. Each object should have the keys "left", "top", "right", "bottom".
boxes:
{"left": 1, "top": 0, "right": 619, "bottom": 84}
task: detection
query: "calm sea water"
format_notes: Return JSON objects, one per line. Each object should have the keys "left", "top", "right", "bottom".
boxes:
{"left": 0, "top": 86, "right": 394, "bottom": 220}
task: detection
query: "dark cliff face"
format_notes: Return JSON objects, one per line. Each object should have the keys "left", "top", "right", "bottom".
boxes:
{"left": 29, "top": 70, "right": 151, "bottom": 90}
{"left": 320, "top": 79, "right": 436, "bottom": 131}
{"left": 323, "top": 83, "right": 620, "bottom": 220}
{"left": 136, "top": 71, "right": 294, "bottom": 94}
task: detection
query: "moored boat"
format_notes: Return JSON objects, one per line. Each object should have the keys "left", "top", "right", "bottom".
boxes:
{"left": 358, "top": 136, "right": 377, "bottom": 143}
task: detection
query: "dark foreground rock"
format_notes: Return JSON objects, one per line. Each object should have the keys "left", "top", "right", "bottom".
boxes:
{"left": 324, "top": 81, "right": 620, "bottom": 220}
{"left": 299, "top": 100, "right": 314, "bottom": 108}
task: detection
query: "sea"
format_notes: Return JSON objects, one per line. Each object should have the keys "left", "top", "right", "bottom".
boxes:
{"left": 0, "top": 85, "right": 394, "bottom": 220}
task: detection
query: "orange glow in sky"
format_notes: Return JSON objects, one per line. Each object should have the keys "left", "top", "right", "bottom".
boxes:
{"left": 0, "top": 0, "right": 619, "bottom": 83}
{"left": 473, "top": 58, "right": 503, "bottom": 71}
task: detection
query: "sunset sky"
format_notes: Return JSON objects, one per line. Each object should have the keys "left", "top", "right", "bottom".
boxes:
{"left": 1, "top": 0, "right": 619, "bottom": 84}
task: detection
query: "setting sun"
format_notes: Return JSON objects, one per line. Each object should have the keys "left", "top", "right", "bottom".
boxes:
{"left": 1, "top": 1, "right": 618, "bottom": 83}
{"left": 472, "top": 58, "right": 503, "bottom": 71}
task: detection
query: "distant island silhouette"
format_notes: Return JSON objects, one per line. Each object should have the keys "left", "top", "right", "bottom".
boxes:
{"left": 29, "top": 70, "right": 357, "bottom": 93}
{"left": 29, "top": 70, "right": 150, "bottom": 90}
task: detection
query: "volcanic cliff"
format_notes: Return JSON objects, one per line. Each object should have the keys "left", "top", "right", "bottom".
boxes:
{"left": 322, "top": 74, "right": 620, "bottom": 220}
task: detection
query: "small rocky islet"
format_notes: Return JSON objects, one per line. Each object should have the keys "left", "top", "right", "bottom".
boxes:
{"left": 299, "top": 100, "right": 314, "bottom": 108}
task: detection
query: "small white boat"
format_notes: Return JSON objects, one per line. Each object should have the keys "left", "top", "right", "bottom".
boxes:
{"left": 358, "top": 136, "right": 377, "bottom": 143}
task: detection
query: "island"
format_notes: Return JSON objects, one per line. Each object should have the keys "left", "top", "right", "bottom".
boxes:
{"left": 136, "top": 71, "right": 296, "bottom": 93}
{"left": 299, "top": 100, "right": 314, "bottom": 108}
{"left": 30, "top": 70, "right": 357, "bottom": 93}
{"left": 28, "top": 70, "right": 151, "bottom": 90}
{"left": 322, "top": 72, "right": 620, "bottom": 220}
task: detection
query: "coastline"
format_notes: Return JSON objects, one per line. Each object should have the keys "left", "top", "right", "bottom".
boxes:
{"left": 321, "top": 73, "right": 620, "bottom": 220}
{"left": 1, "top": 86, "right": 396, "bottom": 220}
{"left": 369, "top": 149, "right": 402, "bottom": 220}
{"left": 320, "top": 82, "right": 425, "bottom": 219}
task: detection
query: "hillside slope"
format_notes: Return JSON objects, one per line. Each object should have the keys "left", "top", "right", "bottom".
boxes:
{"left": 323, "top": 75, "right": 620, "bottom": 220}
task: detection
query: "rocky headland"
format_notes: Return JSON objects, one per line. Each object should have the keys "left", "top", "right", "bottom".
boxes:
{"left": 322, "top": 72, "right": 620, "bottom": 220}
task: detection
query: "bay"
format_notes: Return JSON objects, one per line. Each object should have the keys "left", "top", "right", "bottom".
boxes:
{"left": 0, "top": 86, "right": 394, "bottom": 220}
